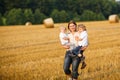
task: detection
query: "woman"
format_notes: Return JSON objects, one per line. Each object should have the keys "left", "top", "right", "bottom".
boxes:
{"left": 63, "top": 20, "right": 87, "bottom": 80}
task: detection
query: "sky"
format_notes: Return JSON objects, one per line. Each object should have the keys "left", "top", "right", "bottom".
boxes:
{"left": 116, "top": 0, "right": 120, "bottom": 2}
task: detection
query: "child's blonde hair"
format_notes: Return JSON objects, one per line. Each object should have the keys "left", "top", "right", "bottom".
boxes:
{"left": 78, "top": 24, "right": 87, "bottom": 31}
{"left": 60, "top": 26, "right": 66, "bottom": 31}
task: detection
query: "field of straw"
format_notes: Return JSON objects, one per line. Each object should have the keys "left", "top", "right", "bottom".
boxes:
{"left": 0, "top": 21, "right": 120, "bottom": 80}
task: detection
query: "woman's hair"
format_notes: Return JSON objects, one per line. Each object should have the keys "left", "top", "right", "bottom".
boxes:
{"left": 68, "top": 20, "right": 77, "bottom": 32}
{"left": 78, "top": 24, "right": 87, "bottom": 31}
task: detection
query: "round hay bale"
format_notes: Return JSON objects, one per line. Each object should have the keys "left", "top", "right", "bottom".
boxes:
{"left": 108, "top": 15, "right": 119, "bottom": 23}
{"left": 25, "top": 22, "right": 32, "bottom": 26}
{"left": 43, "top": 18, "right": 54, "bottom": 28}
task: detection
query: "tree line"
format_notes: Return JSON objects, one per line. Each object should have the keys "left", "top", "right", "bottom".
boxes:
{"left": 0, "top": 0, "right": 120, "bottom": 25}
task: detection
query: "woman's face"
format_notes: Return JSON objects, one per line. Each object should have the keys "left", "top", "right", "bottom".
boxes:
{"left": 69, "top": 23, "right": 76, "bottom": 32}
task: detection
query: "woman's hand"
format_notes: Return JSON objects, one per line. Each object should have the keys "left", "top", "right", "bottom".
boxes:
{"left": 81, "top": 46, "right": 88, "bottom": 50}
{"left": 63, "top": 37, "right": 69, "bottom": 40}
{"left": 62, "top": 45, "right": 70, "bottom": 49}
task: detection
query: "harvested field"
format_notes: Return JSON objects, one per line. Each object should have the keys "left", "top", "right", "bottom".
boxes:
{"left": 0, "top": 21, "right": 120, "bottom": 80}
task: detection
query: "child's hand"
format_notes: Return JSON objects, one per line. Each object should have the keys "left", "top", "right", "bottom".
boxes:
{"left": 78, "top": 53, "right": 82, "bottom": 57}
{"left": 75, "top": 36, "right": 79, "bottom": 41}
{"left": 63, "top": 37, "right": 69, "bottom": 40}
{"left": 75, "top": 36, "right": 83, "bottom": 41}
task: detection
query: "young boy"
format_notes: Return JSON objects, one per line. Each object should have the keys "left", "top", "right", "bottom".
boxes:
{"left": 72, "top": 24, "right": 88, "bottom": 69}
{"left": 59, "top": 26, "right": 70, "bottom": 46}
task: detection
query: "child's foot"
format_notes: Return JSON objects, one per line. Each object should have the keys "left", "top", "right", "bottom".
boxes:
{"left": 73, "top": 79, "right": 77, "bottom": 80}
{"left": 81, "top": 62, "right": 87, "bottom": 69}
{"left": 68, "top": 77, "right": 72, "bottom": 80}
{"left": 78, "top": 53, "right": 82, "bottom": 57}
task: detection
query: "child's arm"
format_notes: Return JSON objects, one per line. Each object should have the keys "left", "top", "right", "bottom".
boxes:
{"left": 63, "top": 37, "right": 69, "bottom": 40}
{"left": 75, "top": 36, "right": 83, "bottom": 41}
{"left": 63, "top": 37, "right": 70, "bottom": 43}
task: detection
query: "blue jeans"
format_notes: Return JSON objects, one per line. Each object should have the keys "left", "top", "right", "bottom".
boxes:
{"left": 72, "top": 46, "right": 82, "bottom": 55}
{"left": 63, "top": 50, "right": 83, "bottom": 79}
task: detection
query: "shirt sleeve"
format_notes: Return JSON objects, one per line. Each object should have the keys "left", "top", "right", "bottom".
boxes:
{"left": 80, "top": 31, "right": 87, "bottom": 39}
{"left": 59, "top": 33, "right": 64, "bottom": 38}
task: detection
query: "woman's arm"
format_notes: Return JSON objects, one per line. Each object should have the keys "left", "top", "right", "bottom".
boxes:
{"left": 62, "top": 45, "right": 70, "bottom": 49}
{"left": 63, "top": 37, "right": 69, "bottom": 40}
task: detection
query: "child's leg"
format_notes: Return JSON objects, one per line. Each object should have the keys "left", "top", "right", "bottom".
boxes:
{"left": 77, "top": 49, "right": 83, "bottom": 57}
{"left": 81, "top": 61, "right": 86, "bottom": 69}
{"left": 72, "top": 46, "right": 82, "bottom": 55}
{"left": 81, "top": 56, "right": 87, "bottom": 69}
{"left": 80, "top": 54, "right": 85, "bottom": 62}
{"left": 69, "top": 46, "right": 82, "bottom": 57}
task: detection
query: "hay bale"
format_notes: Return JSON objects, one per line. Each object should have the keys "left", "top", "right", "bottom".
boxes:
{"left": 43, "top": 18, "right": 54, "bottom": 28}
{"left": 25, "top": 22, "right": 32, "bottom": 26}
{"left": 108, "top": 15, "right": 119, "bottom": 23}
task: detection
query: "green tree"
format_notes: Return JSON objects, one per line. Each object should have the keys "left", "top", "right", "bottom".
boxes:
{"left": 55, "top": 0, "right": 67, "bottom": 11}
{"left": 50, "top": 9, "right": 69, "bottom": 23}
{"left": 55, "top": 0, "right": 79, "bottom": 15}
{"left": 73, "top": 13, "right": 81, "bottom": 22}
{"left": 38, "top": 0, "right": 55, "bottom": 15}
{"left": 34, "top": 9, "right": 46, "bottom": 24}
{"left": 50, "top": 9, "right": 60, "bottom": 23}
{"left": 24, "top": 9, "right": 34, "bottom": 23}
{"left": 59, "top": 10, "right": 69, "bottom": 22}
{"left": 80, "top": 10, "right": 105, "bottom": 21}
{"left": 3, "top": 0, "right": 38, "bottom": 12}
{"left": 100, "top": 0, "right": 112, "bottom": 18}
{"left": 0, "top": 0, "right": 6, "bottom": 15}
{"left": 118, "top": 14, "right": 120, "bottom": 18}
{"left": 80, "top": 10, "right": 96, "bottom": 21}
{"left": 6, "top": 8, "right": 25, "bottom": 25}
{"left": 0, "top": 13, "right": 3, "bottom": 25}
{"left": 76, "top": 0, "right": 113, "bottom": 18}
{"left": 96, "top": 13, "right": 105, "bottom": 21}
{"left": 109, "top": 1, "right": 120, "bottom": 14}
{"left": 1, "top": 0, "right": 120, "bottom": 24}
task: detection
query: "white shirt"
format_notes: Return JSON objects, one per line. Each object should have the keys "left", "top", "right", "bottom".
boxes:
{"left": 59, "top": 32, "right": 69, "bottom": 45}
{"left": 68, "top": 32, "right": 78, "bottom": 50}
{"left": 75, "top": 31, "right": 88, "bottom": 46}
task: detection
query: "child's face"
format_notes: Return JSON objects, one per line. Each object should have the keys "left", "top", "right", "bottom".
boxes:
{"left": 61, "top": 28, "right": 66, "bottom": 33}
{"left": 78, "top": 27, "right": 84, "bottom": 32}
